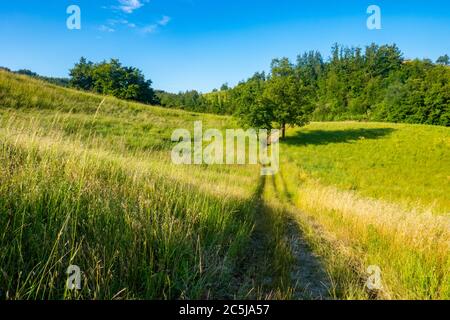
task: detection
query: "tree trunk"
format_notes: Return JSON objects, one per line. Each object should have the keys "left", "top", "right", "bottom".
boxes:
{"left": 281, "top": 123, "right": 286, "bottom": 139}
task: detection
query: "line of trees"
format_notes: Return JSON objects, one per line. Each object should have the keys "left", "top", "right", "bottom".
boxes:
{"left": 156, "top": 90, "right": 209, "bottom": 113}
{"left": 4, "top": 44, "right": 449, "bottom": 128}
{"left": 158, "top": 44, "right": 450, "bottom": 127}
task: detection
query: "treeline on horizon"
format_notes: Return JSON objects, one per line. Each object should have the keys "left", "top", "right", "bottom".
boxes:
{"left": 158, "top": 44, "right": 450, "bottom": 126}
{"left": 0, "top": 67, "right": 70, "bottom": 87}
{"left": 2, "top": 43, "right": 449, "bottom": 126}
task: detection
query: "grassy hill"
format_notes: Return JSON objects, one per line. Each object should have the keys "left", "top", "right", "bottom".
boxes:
{"left": 0, "top": 70, "right": 289, "bottom": 299}
{"left": 0, "top": 70, "right": 449, "bottom": 300}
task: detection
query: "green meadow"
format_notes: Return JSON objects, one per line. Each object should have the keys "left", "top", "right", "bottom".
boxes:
{"left": 283, "top": 122, "right": 450, "bottom": 213}
{"left": 267, "top": 122, "right": 449, "bottom": 299}
{"left": 0, "top": 70, "right": 449, "bottom": 300}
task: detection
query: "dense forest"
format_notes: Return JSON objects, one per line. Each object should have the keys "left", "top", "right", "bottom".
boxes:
{"left": 158, "top": 44, "right": 450, "bottom": 127}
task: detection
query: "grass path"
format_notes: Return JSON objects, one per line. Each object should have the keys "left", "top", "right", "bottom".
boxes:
{"left": 282, "top": 212, "right": 331, "bottom": 299}
{"left": 246, "top": 176, "right": 332, "bottom": 300}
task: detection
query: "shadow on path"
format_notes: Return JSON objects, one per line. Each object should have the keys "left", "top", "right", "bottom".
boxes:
{"left": 246, "top": 175, "right": 331, "bottom": 299}
{"left": 282, "top": 211, "right": 332, "bottom": 300}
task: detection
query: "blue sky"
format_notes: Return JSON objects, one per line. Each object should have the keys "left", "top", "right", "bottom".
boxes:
{"left": 0, "top": 0, "right": 449, "bottom": 92}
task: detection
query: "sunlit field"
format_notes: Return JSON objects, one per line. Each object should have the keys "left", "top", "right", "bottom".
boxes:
{"left": 1, "top": 70, "right": 449, "bottom": 300}
{"left": 266, "top": 122, "right": 450, "bottom": 299}
{"left": 284, "top": 122, "right": 450, "bottom": 212}
{"left": 0, "top": 70, "right": 295, "bottom": 299}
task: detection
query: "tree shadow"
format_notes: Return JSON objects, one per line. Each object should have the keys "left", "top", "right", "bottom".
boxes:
{"left": 284, "top": 127, "right": 396, "bottom": 146}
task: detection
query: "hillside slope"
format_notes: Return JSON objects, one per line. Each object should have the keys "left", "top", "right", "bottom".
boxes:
{"left": 0, "top": 70, "right": 291, "bottom": 299}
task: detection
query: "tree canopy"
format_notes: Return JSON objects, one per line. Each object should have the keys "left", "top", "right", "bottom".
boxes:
{"left": 239, "top": 58, "right": 313, "bottom": 137}
{"left": 69, "top": 57, "right": 158, "bottom": 104}
{"left": 157, "top": 43, "right": 449, "bottom": 127}
{"left": 436, "top": 54, "right": 450, "bottom": 66}
{"left": 16, "top": 44, "right": 448, "bottom": 128}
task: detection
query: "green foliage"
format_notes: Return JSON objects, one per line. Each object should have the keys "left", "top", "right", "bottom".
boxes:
{"left": 233, "top": 60, "right": 314, "bottom": 136}
{"left": 262, "top": 58, "right": 313, "bottom": 136}
{"left": 69, "top": 57, "right": 158, "bottom": 104}
{"left": 1, "top": 69, "right": 449, "bottom": 300}
{"left": 374, "top": 61, "right": 450, "bottom": 126}
{"left": 157, "top": 44, "right": 449, "bottom": 127}
{"left": 436, "top": 54, "right": 450, "bottom": 66}
{"left": 220, "top": 83, "right": 230, "bottom": 91}
{"left": 233, "top": 72, "right": 272, "bottom": 129}
{"left": 5, "top": 44, "right": 450, "bottom": 127}
{"left": 157, "top": 90, "right": 211, "bottom": 113}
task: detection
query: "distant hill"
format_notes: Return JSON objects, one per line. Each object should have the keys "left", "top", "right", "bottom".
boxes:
{"left": 0, "top": 66, "right": 70, "bottom": 87}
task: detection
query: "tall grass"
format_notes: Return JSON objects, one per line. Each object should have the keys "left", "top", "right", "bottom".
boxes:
{"left": 1, "top": 70, "right": 448, "bottom": 300}
{"left": 0, "top": 70, "right": 294, "bottom": 299}
{"left": 0, "top": 119, "right": 259, "bottom": 299}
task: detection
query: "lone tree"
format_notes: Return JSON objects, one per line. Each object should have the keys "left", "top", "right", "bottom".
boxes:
{"left": 234, "top": 59, "right": 313, "bottom": 138}
{"left": 436, "top": 54, "right": 450, "bottom": 66}
{"left": 262, "top": 58, "right": 313, "bottom": 138}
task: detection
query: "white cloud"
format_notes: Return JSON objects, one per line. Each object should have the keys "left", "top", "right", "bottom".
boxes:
{"left": 106, "top": 18, "right": 137, "bottom": 29}
{"left": 158, "top": 15, "right": 171, "bottom": 26}
{"left": 141, "top": 15, "right": 171, "bottom": 34}
{"left": 99, "top": 25, "right": 115, "bottom": 32}
{"left": 117, "top": 0, "right": 147, "bottom": 14}
{"left": 141, "top": 24, "right": 158, "bottom": 34}
{"left": 107, "top": 19, "right": 128, "bottom": 26}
